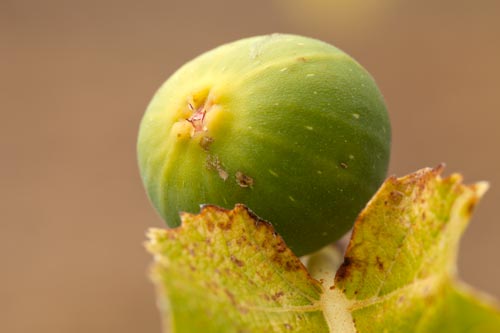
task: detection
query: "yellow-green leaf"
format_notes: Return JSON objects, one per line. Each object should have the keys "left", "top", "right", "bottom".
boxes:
{"left": 146, "top": 166, "right": 500, "bottom": 333}
{"left": 146, "top": 205, "right": 329, "bottom": 333}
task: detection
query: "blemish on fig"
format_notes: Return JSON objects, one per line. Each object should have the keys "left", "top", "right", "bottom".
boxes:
{"left": 305, "top": 125, "right": 313, "bottom": 130}
{"left": 199, "top": 136, "right": 214, "bottom": 151}
{"left": 205, "top": 155, "right": 228, "bottom": 181}
{"left": 236, "top": 171, "right": 254, "bottom": 188}
{"left": 340, "top": 162, "right": 348, "bottom": 169}
{"left": 218, "top": 169, "right": 229, "bottom": 181}
{"left": 288, "top": 195, "right": 296, "bottom": 202}
{"left": 352, "top": 113, "right": 360, "bottom": 119}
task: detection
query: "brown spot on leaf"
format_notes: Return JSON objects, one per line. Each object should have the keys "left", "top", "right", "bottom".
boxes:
{"left": 236, "top": 171, "right": 254, "bottom": 188}
{"left": 376, "top": 256, "right": 384, "bottom": 271}
{"left": 389, "top": 190, "right": 404, "bottom": 205}
{"left": 224, "top": 289, "right": 237, "bottom": 306}
{"left": 284, "top": 259, "right": 303, "bottom": 272}
{"left": 335, "top": 256, "right": 353, "bottom": 281}
{"left": 217, "top": 219, "right": 233, "bottom": 230}
{"left": 272, "top": 291, "right": 284, "bottom": 301}
{"left": 466, "top": 198, "right": 478, "bottom": 216}
{"left": 235, "top": 235, "right": 247, "bottom": 246}
{"left": 275, "top": 241, "right": 287, "bottom": 253}
{"left": 230, "top": 255, "right": 245, "bottom": 267}
{"left": 206, "top": 219, "right": 215, "bottom": 232}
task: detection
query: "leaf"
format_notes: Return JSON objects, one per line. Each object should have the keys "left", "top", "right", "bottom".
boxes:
{"left": 146, "top": 166, "right": 500, "bottom": 332}
{"left": 329, "top": 165, "right": 499, "bottom": 332}
{"left": 146, "top": 205, "right": 330, "bottom": 332}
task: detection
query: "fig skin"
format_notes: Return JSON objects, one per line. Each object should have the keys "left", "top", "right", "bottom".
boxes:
{"left": 138, "top": 34, "right": 391, "bottom": 256}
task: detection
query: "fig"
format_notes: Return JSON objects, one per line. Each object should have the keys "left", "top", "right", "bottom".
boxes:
{"left": 137, "top": 34, "right": 391, "bottom": 256}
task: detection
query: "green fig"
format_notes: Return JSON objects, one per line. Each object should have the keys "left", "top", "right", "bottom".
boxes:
{"left": 138, "top": 34, "right": 391, "bottom": 256}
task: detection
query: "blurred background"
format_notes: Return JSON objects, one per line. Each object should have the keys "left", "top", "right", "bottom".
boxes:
{"left": 2, "top": 0, "right": 499, "bottom": 332}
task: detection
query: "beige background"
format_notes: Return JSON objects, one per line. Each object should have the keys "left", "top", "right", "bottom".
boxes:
{"left": 1, "top": 1, "right": 499, "bottom": 332}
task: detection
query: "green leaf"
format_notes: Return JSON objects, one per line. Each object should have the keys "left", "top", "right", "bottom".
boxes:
{"left": 146, "top": 166, "right": 500, "bottom": 332}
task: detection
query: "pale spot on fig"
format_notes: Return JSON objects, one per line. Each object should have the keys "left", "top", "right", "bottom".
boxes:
{"left": 289, "top": 195, "right": 296, "bottom": 202}
{"left": 268, "top": 169, "right": 279, "bottom": 177}
{"left": 305, "top": 125, "right": 313, "bottom": 130}
{"left": 349, "top": 154, "right": 355, "bottom": 160}
{"left": 236, "top": 171, "right": 254, "bottom": 188}
{"left": 280, "top": 67, "right": 288, "bottom": 72}
{"left": 340, "top": 162, "right": 348, "bottom": 169}
{"left": 317, "top": 170, "right": 323, "bottom": 175}
{"left": 205, "top": 155, "right": 228, "bottom": 181}
{"left": 352, "top": 113, "right": 360, "bottom": 119}
{"left": 306, "top": 73, "right": 315, "bottom": 77}
{"left": 218, "top": 169, "right": 229, "bottom": 181}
